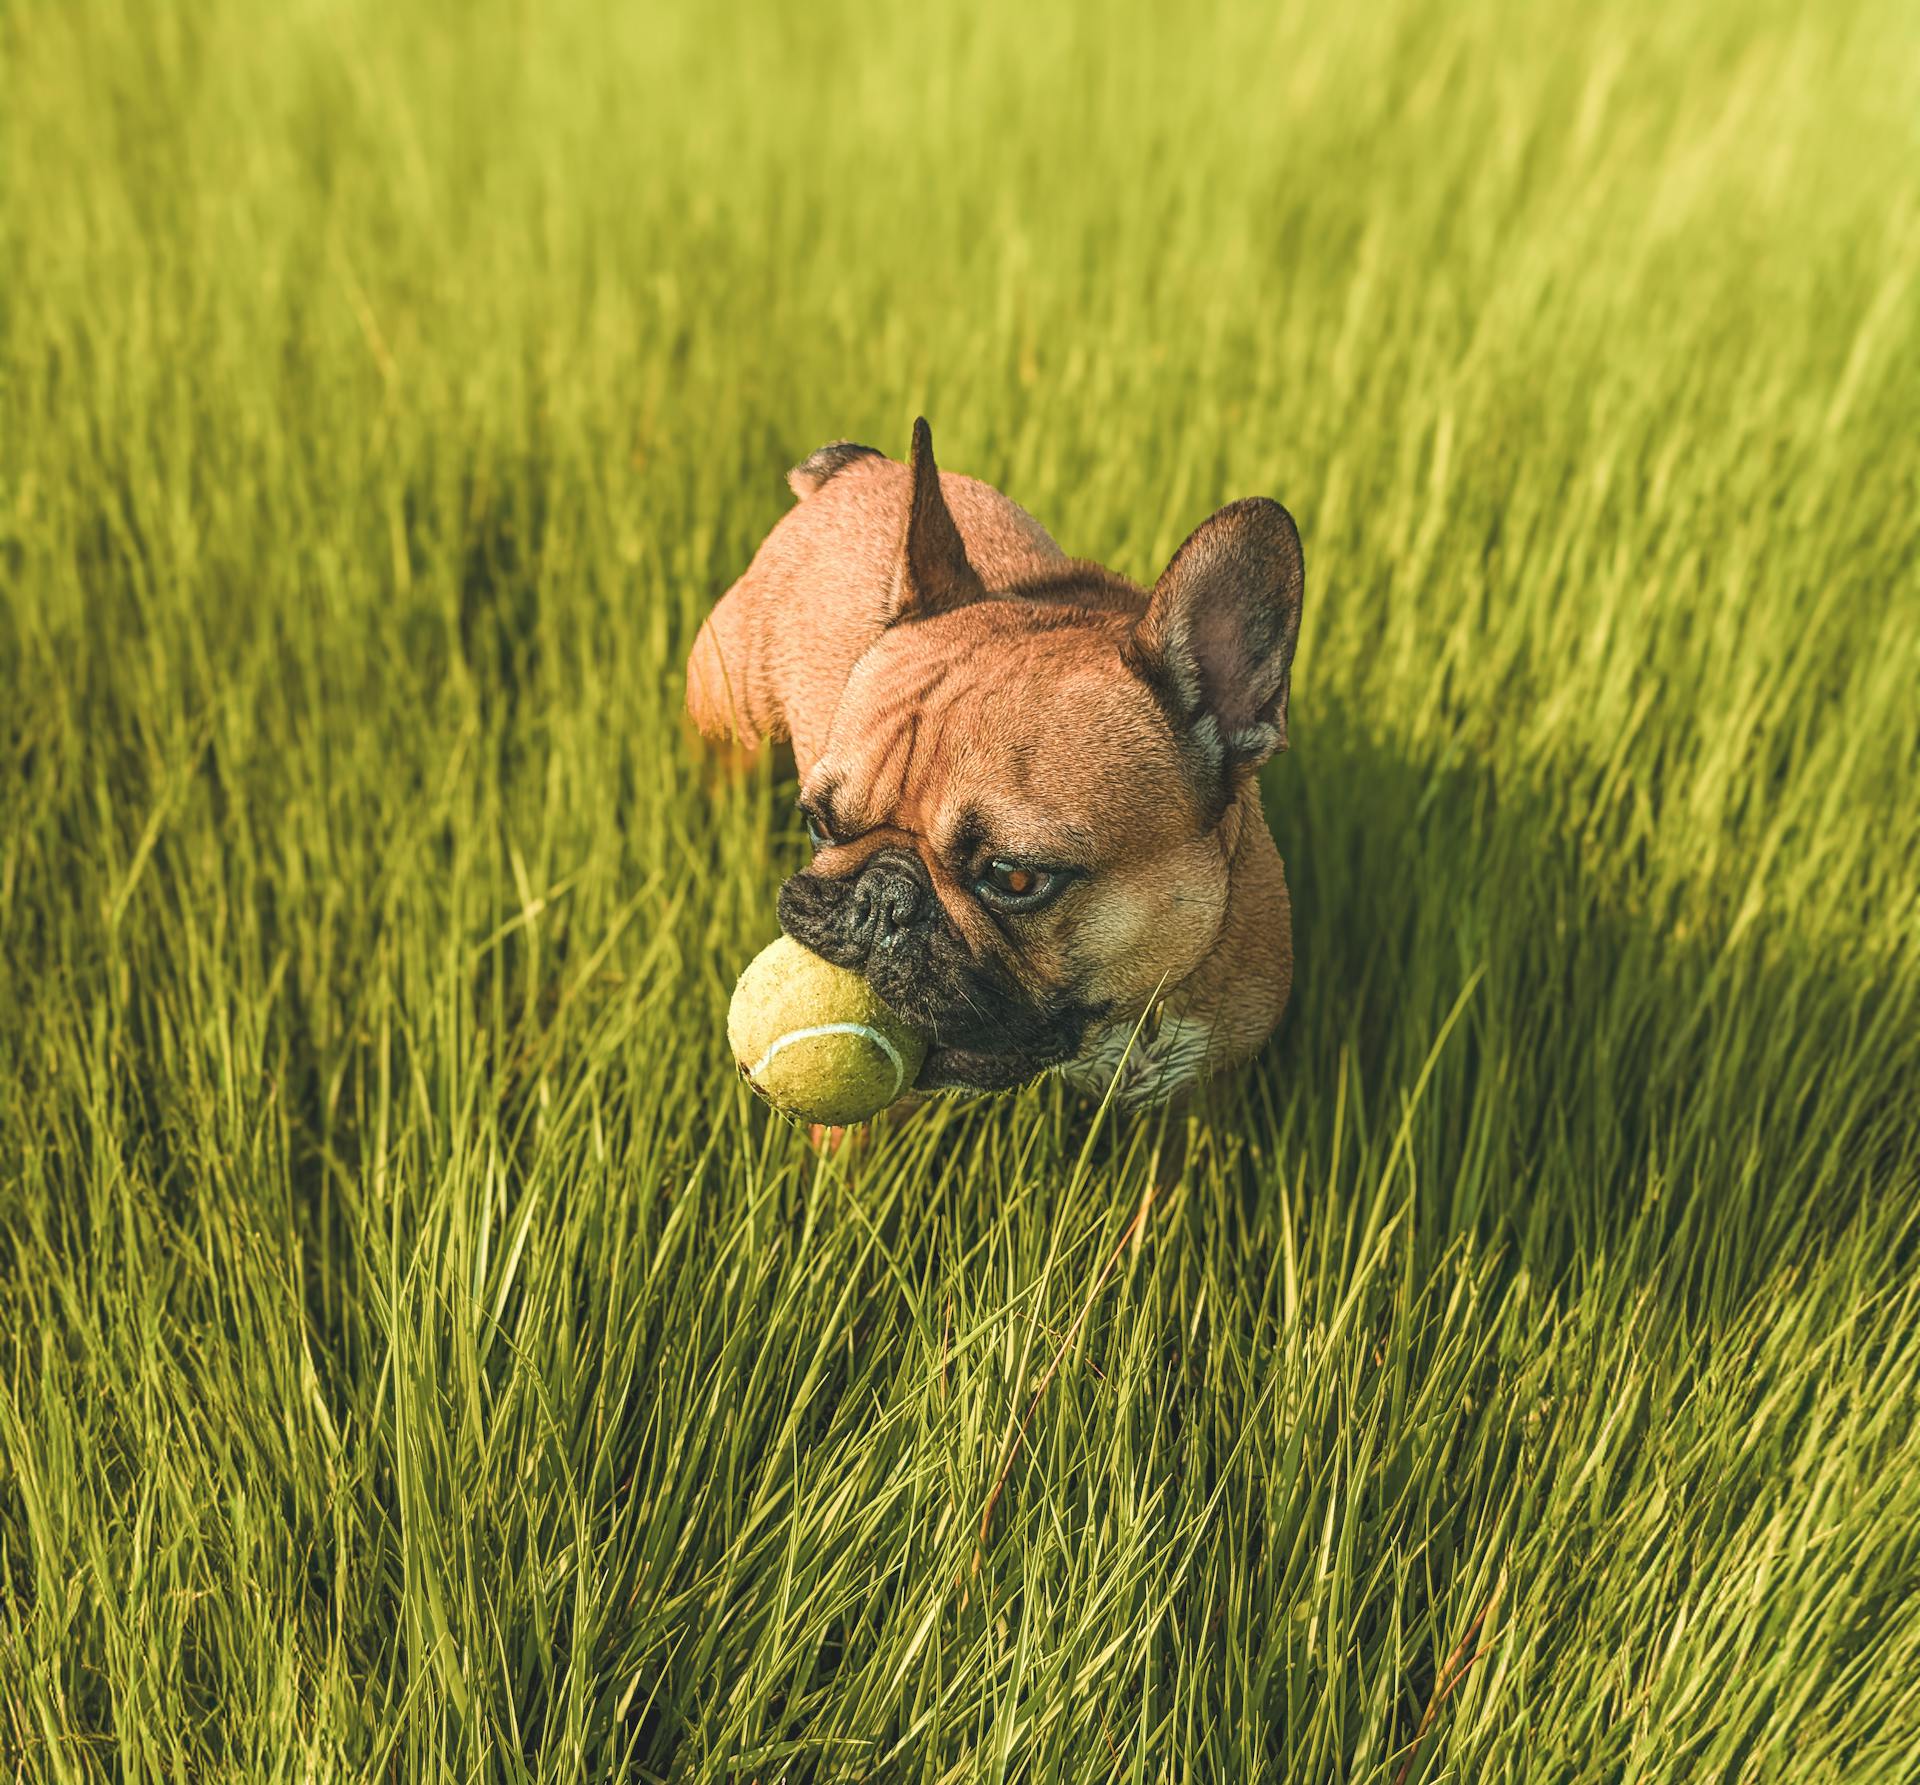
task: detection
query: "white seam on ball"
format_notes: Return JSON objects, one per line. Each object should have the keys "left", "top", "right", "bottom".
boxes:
{"left": 750, "top": 1022, "right": 908, "bottom": 1103}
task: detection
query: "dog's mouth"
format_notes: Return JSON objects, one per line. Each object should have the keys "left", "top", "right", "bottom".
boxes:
{"left": 859, "top": 949, "right": 1101, "bottom": 1096}
{"left": 776, "top": 868, "right": 1102, "bottom": 1095}
{"left": 914, "top": 1038, "right": 1064, "bottom": 1095}
{"left": 896, "top": 980, "right": 1101, "bottom": 1095}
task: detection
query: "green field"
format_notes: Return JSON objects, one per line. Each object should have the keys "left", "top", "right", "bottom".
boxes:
{"left": 4, "top": 0, "right": 1919, "bottom": 1776}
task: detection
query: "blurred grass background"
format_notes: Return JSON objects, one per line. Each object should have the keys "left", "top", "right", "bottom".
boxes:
{"left": 4, "top": 0, "right": 1920, "bottom": 1776}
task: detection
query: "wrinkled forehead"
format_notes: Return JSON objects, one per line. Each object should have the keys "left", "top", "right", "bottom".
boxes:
{"left": 810, "top": 622, "right": 1199, "bottom": 862}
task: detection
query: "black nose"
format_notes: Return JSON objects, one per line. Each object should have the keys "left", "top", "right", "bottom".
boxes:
{"left": 849, "top": 862, "right": 925, "bottom": 949}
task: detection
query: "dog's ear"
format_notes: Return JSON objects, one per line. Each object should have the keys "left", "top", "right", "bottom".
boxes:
{"left": 1129, "top": 497, "right": 1304, "bottom": 774}
{"left": 890, "top": 417, "right": 986, "bottom": 620}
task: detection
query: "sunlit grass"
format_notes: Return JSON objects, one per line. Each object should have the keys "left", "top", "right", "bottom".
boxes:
{"left": 3, "top": 0, "right": 1918, "bottom": 1776}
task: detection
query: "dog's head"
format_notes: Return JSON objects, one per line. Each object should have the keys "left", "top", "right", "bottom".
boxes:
{"left": 778, "top": 421, "right": 1303, "bottom": 1094}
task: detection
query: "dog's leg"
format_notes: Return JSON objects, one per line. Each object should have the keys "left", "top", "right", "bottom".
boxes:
{"left": 1147, "top": 1090, "right": 1197, "bottom": 1189}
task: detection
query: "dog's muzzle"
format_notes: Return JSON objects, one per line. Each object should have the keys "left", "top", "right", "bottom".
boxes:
{"left": 844, "top": 856, "right": 926, "bottom": 958}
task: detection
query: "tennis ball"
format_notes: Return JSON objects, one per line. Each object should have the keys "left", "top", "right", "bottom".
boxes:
{"left": 727, "top": 936, "right": 929, "bottom": 1126}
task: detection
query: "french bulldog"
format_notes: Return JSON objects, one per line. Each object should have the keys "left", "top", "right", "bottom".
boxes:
{"left": 686, "top": 420, "right": 1302, "bottom": 1110}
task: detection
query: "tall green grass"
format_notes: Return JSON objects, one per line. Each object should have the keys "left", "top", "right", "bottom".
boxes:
{"left": 3, "top": 0, "right": 1918, "bottom": 1776}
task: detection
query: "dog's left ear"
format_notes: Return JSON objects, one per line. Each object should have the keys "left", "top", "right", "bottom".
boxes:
{"left": 891, "top": 417, "right": 986, "bottom": 620}
{"left": 1129, "top": 497, "right": 1304, "bottom": 772}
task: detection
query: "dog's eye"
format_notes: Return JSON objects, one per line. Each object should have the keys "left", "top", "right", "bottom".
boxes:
{"left": 801, "top": 807, "right": 835, "bottom": 850}
{"left": 976, "top": 860, "right": 1063, "bottom": 911}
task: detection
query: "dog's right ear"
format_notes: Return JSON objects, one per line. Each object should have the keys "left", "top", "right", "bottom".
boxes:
{"left": 889, "top": 418, "right": 986, "bottom": 621}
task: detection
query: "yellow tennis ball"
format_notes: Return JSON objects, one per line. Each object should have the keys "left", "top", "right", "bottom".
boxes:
{"left": 727, "top": 936, "right": 929, "bottom": 1126}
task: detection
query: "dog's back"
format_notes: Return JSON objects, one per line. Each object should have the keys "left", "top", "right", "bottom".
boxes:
{"left": 686, "top": 442, "right": 1068, "bottom": 768}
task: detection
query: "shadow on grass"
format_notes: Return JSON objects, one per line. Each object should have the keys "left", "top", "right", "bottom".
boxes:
{"left": 1242, "top": 696, "right": 1916, "bottom": 1300}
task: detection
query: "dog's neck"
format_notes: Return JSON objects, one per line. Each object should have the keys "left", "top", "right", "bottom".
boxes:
{"left": 1216, "top": 774, "right": 1258, "bottom": 864}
